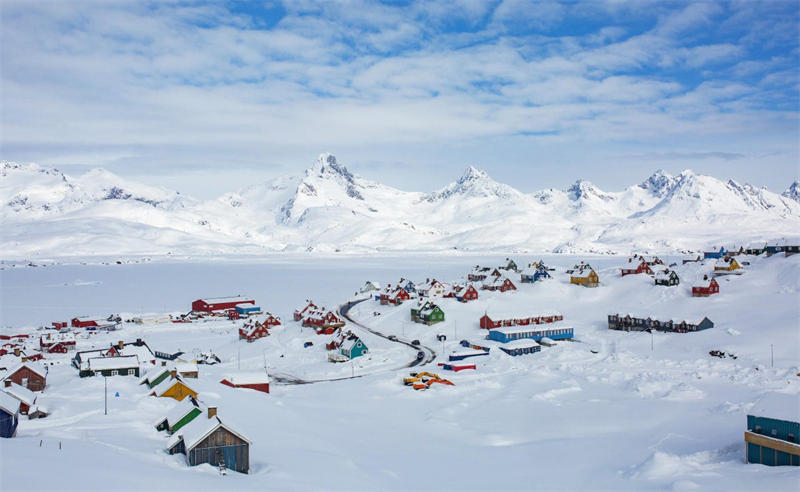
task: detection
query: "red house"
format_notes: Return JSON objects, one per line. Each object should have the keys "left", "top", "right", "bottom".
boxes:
{"left": 2, "top": 363, "right": 47, "bottom": 391}
{"left": 220, "top": 373, "right": 269, "bottom": 394}
{"left": 482, "top": 276, "right": 517, "bottom": 292}
{"left": 40, "top": 335, "right": 76, "bottom": 353}
{"left": 71, "top": 317, "right": 99, "bottom": 328}
{"left": 621, "top": 259, "right": 653, "bottom": 277}
{"left": 479, "top": 313, "right": 564, "bottom": 329}
{"left": 3, "top": 380, "right": 36, "bottom": 415}
{"left": 191, "top": 296, "right": 255, "bottom": 313}
{"left": 692, "top": 278, "right": 720, "bottom": 297}
{"left": 239, "top": 323, "right": 269, "bottom": 342}
{"left": 460, "top": 285, "right": 479, "bottom": 302}
{"left": 293, "top": 301, "right": 318, "bottom": 321}
{"left": 302, "top": 310, "right": 345, "bottom": 334}
{"left": 380, "top": 287, "right": 410, "bottom": 305}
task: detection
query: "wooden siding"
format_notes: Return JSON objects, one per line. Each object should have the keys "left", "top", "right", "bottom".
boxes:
{"left": 189, "top": 427, "right": 249, "bottom": 473}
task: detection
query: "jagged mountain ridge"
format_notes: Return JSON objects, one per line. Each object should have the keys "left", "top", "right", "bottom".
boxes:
{"left": 1, "top": 156, "right": 798, "bottom": 257}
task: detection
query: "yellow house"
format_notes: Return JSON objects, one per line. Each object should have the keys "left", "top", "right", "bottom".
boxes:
{"left": 714, "top": 258, "right": 741, "bottom": 272}
{"left": 570, "top": 268, "right": 599, "bottom": 287}
{"left": 150, "top": 376, "right": 198, "bottom": 401}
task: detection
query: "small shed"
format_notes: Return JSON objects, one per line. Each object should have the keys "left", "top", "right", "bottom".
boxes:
{"left": 0, "top": 390, "right": 20, "bottom": 438}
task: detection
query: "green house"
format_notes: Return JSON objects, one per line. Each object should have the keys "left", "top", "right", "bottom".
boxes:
{"left": 340, "top": 338, "right": 368, "bottom": 360}
{"left": 654, "top": 270, "right": 680, "bottom": 286}
{"left": 155, "top": 397, "right": 203, "bottom": 434}
{"left": 140, "top": 366, "right": 172, "bottom": 388}
{"left": 411, "top": 301, "right": 445, "bottom": 325}
{"left": 81, "top": 355, "right": 141, "bottom": 378}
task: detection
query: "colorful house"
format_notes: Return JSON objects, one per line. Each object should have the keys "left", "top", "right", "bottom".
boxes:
{"left": 520, "top": 265, "right": 550, "bottom": 283}
{"left": 140, "top": 366, "right": 172, "bottom": 389}
{"left": 457, "top": 284, "right": 479, "bottom": 302}
{"left": 479, "top": 313, "right": 563, "bottom": 329}
{"left": 745, "top": 393, "right": 800, "bottom": 466}
{"left": 220, "top": 373, "right": 270, "bottom": 394}
{"left": 379, "top": 286, "right": 411, "bottom": 305}
{"left": 488, "top": 324, "right": 574, "bottom": 343}
{"left": 191, "top": 296, "right": 255, "bottom": 313}
{"left": 468, "top": 266, "right": 491, "bottom": 281}
{"left": 499, "top": 339, "right": 542, "bottom": 357}
{"left": 293, "top": 301, "right": 318, "bottom": 321}
{"left": 714, "top": 258, "right": 743, "bottom": 275}
{"left": 167, "top": 409, "right": 251, "bottom": 474}
{"left": 419, "top": 279, "right": 447, "bottom": 298}
{"left": 482, "top": 276, "right": 517, "bottom": 292}
{"left": 654, "top": 270, "right": 680, "bottom": 286}
{"left": 360, "top": 281, "right": 381, "bottom": 293}
{"left": 607, "top": 314, "right": 714, "bottom": 333}
{"left": 155, "top": 396, "right": 203, "bottom": 434}
{"left": 234, "top": 304, "right": 261, "bottom": 316}
{"left": 85, "top": 355, "right": 141, "bottom": 378}
{"left": 3, "top": 380, "right": 36, "bottom": 415}
{"left": 621, "top": 258, "right": 653, "bottom": 276}
{"left": 150, "top": 376, "right": 198, "bottom": 401}
{"left": 501, "top": 258, "right": 519, "bottom": 272}
{"left": 340, "top": 338, "right": 368, "bottom": 360}
{"left": 704, "top": 247, "right": 727, "bottom": 259}
{"left": 1, "top": 363, "right": 46, "bottom": 391}
{"left": 410, "top": 301, "right": 445, "bottom": 325}
{"left": 0, "top": 391, "right": 19, "bottom": 438}
{"left": 692, "top": 278, "right": 719, "bottom": 297}
{"left": 570, "top": 268, "right": 599, "bottom": 287}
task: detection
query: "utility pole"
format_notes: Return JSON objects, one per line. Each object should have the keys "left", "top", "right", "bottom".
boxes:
{"left": 104, "top": 376, "right": 107, "bottom": 415}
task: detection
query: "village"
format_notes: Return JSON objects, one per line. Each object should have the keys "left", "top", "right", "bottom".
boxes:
{"left": 0, "top": 242, "right": 798, "bottom": 487}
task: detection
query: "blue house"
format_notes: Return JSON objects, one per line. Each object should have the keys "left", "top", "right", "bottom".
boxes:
{"left": 488, "top": 325, "right": 574, "bottom": 343}
{"left": 235, "top": 305, "right": 261, "bottom": 315}
{"left": 745, "top": 394, "right": 800, "bottom": 466}
{"left": 0, "top": 391, "right": 20, "bottom": 438}
{"left": 704, "top": 247, "right": 727, "bottom": 259}
{"left": 449, "top": 349, "right": 490, "bottom": 362}
{"left": 340, "top": 338, "right": 368, "bottom": 360}
{"left": 520, "top": 265, "right": 551, "bottom": 283}
{"left": 499, "top": 339, "right": 541, "bottom": 356}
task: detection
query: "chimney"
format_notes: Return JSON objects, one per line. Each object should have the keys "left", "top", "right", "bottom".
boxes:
{"left": 208, "top": 407, "right": 217, "bottom": 419}
{"left": 13, "top": 348, "right": 20, "bottom": 357}
{"left": 118, "top": 341, "right": 124, "bottom": 349}
{"left": 171, "top": 370, "right": 177, "bottom": 379}
{"left": 47, "top": 333, "right": 52, "bottom": 340}
{"left": 136, "top": 338, "right": 142, "bottom": 345}
{"left": 162, "top": 361, "right": 167, "bottom": 367}
{"left": 4, "top": 380, "right": 11, "bottom": 388}
{"left": 21, "top": 357, "right": 27, "bottom": 362}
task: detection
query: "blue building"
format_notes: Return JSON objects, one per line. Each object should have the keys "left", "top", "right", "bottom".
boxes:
{"left": 520, "top": 265, "right": 551, "bottom": 283}
{"left": 499, "top": 339, "right": 541, "bottom": 356}
{"left": 703, "top": 247, "right": 727, "bottom": 259}
{"left": 745, "top": 394, "right": 800, "bottom": 466}
{"left": 449, "top": 349, "right": 489, "bottom": 362}
{"left": 235, "top": 305, "right": 261, "bottom": 315}
{"left": 488, "top": 325, "right": 573, "bottom": 343}
{"left": 0, "top": 391, "right": 20, "bottom": 438}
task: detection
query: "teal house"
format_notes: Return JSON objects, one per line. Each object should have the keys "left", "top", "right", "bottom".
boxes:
{"left": 745, "top": 394, "right": 800, "bottom": 466}
{"left": 340, "top": 338, "right": 368, "bottom": 360}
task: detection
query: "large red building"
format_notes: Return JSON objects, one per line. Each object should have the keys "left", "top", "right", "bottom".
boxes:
{"left": 220, "top": 373, "right": 269, "bottom": 394}
{"left": 191, "top": 296, "right": 255, "bottom": 312}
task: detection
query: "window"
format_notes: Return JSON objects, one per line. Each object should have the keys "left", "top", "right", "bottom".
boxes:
{"left": 111, "top": 370, "right": 118, "bottom": 376}
{"left": 788, "top": 434, "right": 796, "bottom": 443}
{"left": 771, "top": 429, "right": 778, "bottom": 437}
{"left": 755, "top": 425, "right": 762, "bottom": 434}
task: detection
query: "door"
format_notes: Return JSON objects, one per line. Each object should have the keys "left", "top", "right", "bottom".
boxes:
{"left": 222, "top": 445, "right": 238, "bottom": 472}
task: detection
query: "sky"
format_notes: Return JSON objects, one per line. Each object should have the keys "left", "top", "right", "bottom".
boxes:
{"left": 1, "top": 0, "right": 798, "bottom": 198}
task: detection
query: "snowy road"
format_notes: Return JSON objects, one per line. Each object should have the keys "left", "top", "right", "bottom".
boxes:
{"left": 269, "top": 298, "right": 436, "bottom": 385}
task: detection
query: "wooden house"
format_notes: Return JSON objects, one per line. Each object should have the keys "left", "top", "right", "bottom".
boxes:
{"left": 607, "top": 314, "right": 714, "bottom": 333}
{"left": 340, "top": 338, "right": 368, "bottom": 360}
{"left": 714, "top": 257, "right": 743, "bottom": 275}
{"left": 3, "top": 380, "right": 36, "bottom": 415}
{"left": 692, "top": 278, "right": 719, "bottom": 297}
{"left": 482, "top": 276, "right": 517, "bottom": 292}
{"left": 176, "top": 362, "right": 198, "bottom": 379}
{"left": 745, "top": 393, "right": 800, "bottom": 466}
{"left": 39, "top": 333, "right": 76, "bottom": 353}
{"left": 654, "top": 270, "right": 680, "bottom": 286}
{"left": 359, "top": 281, "right": 381, "bottom": 293}
{"left": 410, "top": 301, "right": 445, "bottom": 325}
{"left": 488, "top": 325, "right": 574, "bottom": 343}
{"left": 1, "top": 363, "right": 46, "bottom": 391}
{"left": 570, "top": 268, "right": 599, "bottom": 287}
{"left": 501, "top": 258, "right": 519, "bottom": 272}
{"left": 302, "top": 309, "right": 345, "bottom": 334}
{"left": 419, "top": 279, "right": 447, "bottom": 298}
{"left": 293, "top": 301, "right": 318, "bottom": 321}
{"left": 167, "top": 408, "right": 251, "bottom": 474}
{"left": 479, "top": 313, "right": 563, "bottom": 330}
{"left": 71, "top": 316, "right": 100, "bottom": 328}
{"left": 192, "top": 296, "right": 254, "bottom": 313}
{"left": 621, "top": 258, "right": 653, "bottom": 276}
{"left": 155, "top": 396, "right": 202, "bottom": 434}
{"left": 379, "top": 286, "right": 410, "bottom": 305}
{"left": 499, "top": 339, "right": 542, "bottom": 357}
{"left": 105, "top": 339, "right": 156, "bottom": 366}
{"left": 0, "top": 390, "right": 19, "bottom": 438}
{"left": 85, "top": 355, "right": 141, "bottom": 378}
{"left": 220, "top": 373, "right": 269, "bottom": 394}
{"left": 682, "top": 255, "right": 702, "bottom": 264}
{"left": 239, "top": 317, "right": 272, "bottom": 342}
{"left": 140, "top": 365, "right": 172, "bottom": 389}
{"left": 150, "top": 374, "right": 198, "bottom": 402}
{"left": 520, "top": 265, "right": 550, "bottom": 283}
{"left": 468, "top": 266, "right": 491, "bottom": 281}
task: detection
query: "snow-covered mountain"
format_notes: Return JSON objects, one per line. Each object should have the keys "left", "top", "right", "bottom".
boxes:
{"left": 1, "top": 156, "right": 798, "bottom": 258}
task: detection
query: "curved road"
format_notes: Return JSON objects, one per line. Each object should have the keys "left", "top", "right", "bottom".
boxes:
{"left": 271, "top": 298, "right": 437, "bottom": 385}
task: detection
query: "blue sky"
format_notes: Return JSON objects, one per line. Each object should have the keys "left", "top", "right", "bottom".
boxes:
{"left": 1, "top": 0, "right": 798, "bottom": 197}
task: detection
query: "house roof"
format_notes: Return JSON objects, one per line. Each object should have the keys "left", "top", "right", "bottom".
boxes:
{"left": 450, "top": 348, "right": 487, "bottom": 357}
{"left": 165, "top": 397, "right": 200, "bottom": 428}
{"left": 491, "top": 324, "right": 571, "bottom": 336}
{"left": 119, "top": 344, "right": 154, "bottom": 362}
{"left": 198, "top": 296, "right": 254, "bottom": 304}
{"left": 341, "top": 339, "right": 365, "bottom": 352}
{"left": 88, "top": 355, "right": 140, "bottom": 371}
{"left": 502, "top": 339, "right": 541, "bottom": 349}
{"left": 750, "top": 392, "right": 800, "bottom": 423}
{"left": 572, "top": 268, "right": 597, "bottom": 278}
{"left": 175, "top": 362, "right": 198, "bottom": 373}
{"left": 223, "top": 372, "right": 269, "bottom": 386}
{"left": 173, "top": 415, "right": 252, "bottom": 451}
{"left": 483, "top": 311, "right": 562, "bottom": 320}
{"left": 3, "top": 382, "right": 36, "bottom": 406}
{"left": 151, "top": 376, "right": 194, "bottom": 397}
{"left": 0, "top": 390, "right": 20, "bottom": 415}
{"left": 139, "top": 366, "right": 170, "bottom": 385}
{"left": 75, "top": 349, "right": 107, "bottom": 363}
{"left": 3, "top": 362, "right": 46, "bottom": 380}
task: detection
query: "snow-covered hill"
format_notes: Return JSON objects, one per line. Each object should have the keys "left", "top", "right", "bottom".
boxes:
{"left": 1, "top": 156, "right": 798, "bottom": 258}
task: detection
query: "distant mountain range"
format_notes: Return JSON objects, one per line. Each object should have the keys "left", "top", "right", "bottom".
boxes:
{"left": 2, "top": 155, "right": 799, "bottom": 258}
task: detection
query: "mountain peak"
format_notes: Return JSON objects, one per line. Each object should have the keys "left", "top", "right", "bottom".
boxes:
{"left": 639, "top": 169, "right": 676, "bottom": 197}
{"left": 783, "top": 181, "right": 800, "bottom": 203}
{"left": 425, "top": 166, "right": 518, "bottom": 202}
{"left": 308, "top": 153, "right": 354, "bottom": 181}
{"left": 459, "top": 165, "right": 489, "bottom": 182}
{"left": 567, "top": 179, "right": 605, "bottom": 201}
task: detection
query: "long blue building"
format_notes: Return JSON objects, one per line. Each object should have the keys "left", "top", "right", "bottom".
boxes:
{"left": 487, "top": 325, "right": 573, "bottom": 343}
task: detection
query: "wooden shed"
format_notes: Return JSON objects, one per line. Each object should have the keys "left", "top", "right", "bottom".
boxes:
{"left": 2, "top": 363, "right": 46, "bottom": 391}
{"left": 167, "top": 409, "right": 251, "bottom": 474}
